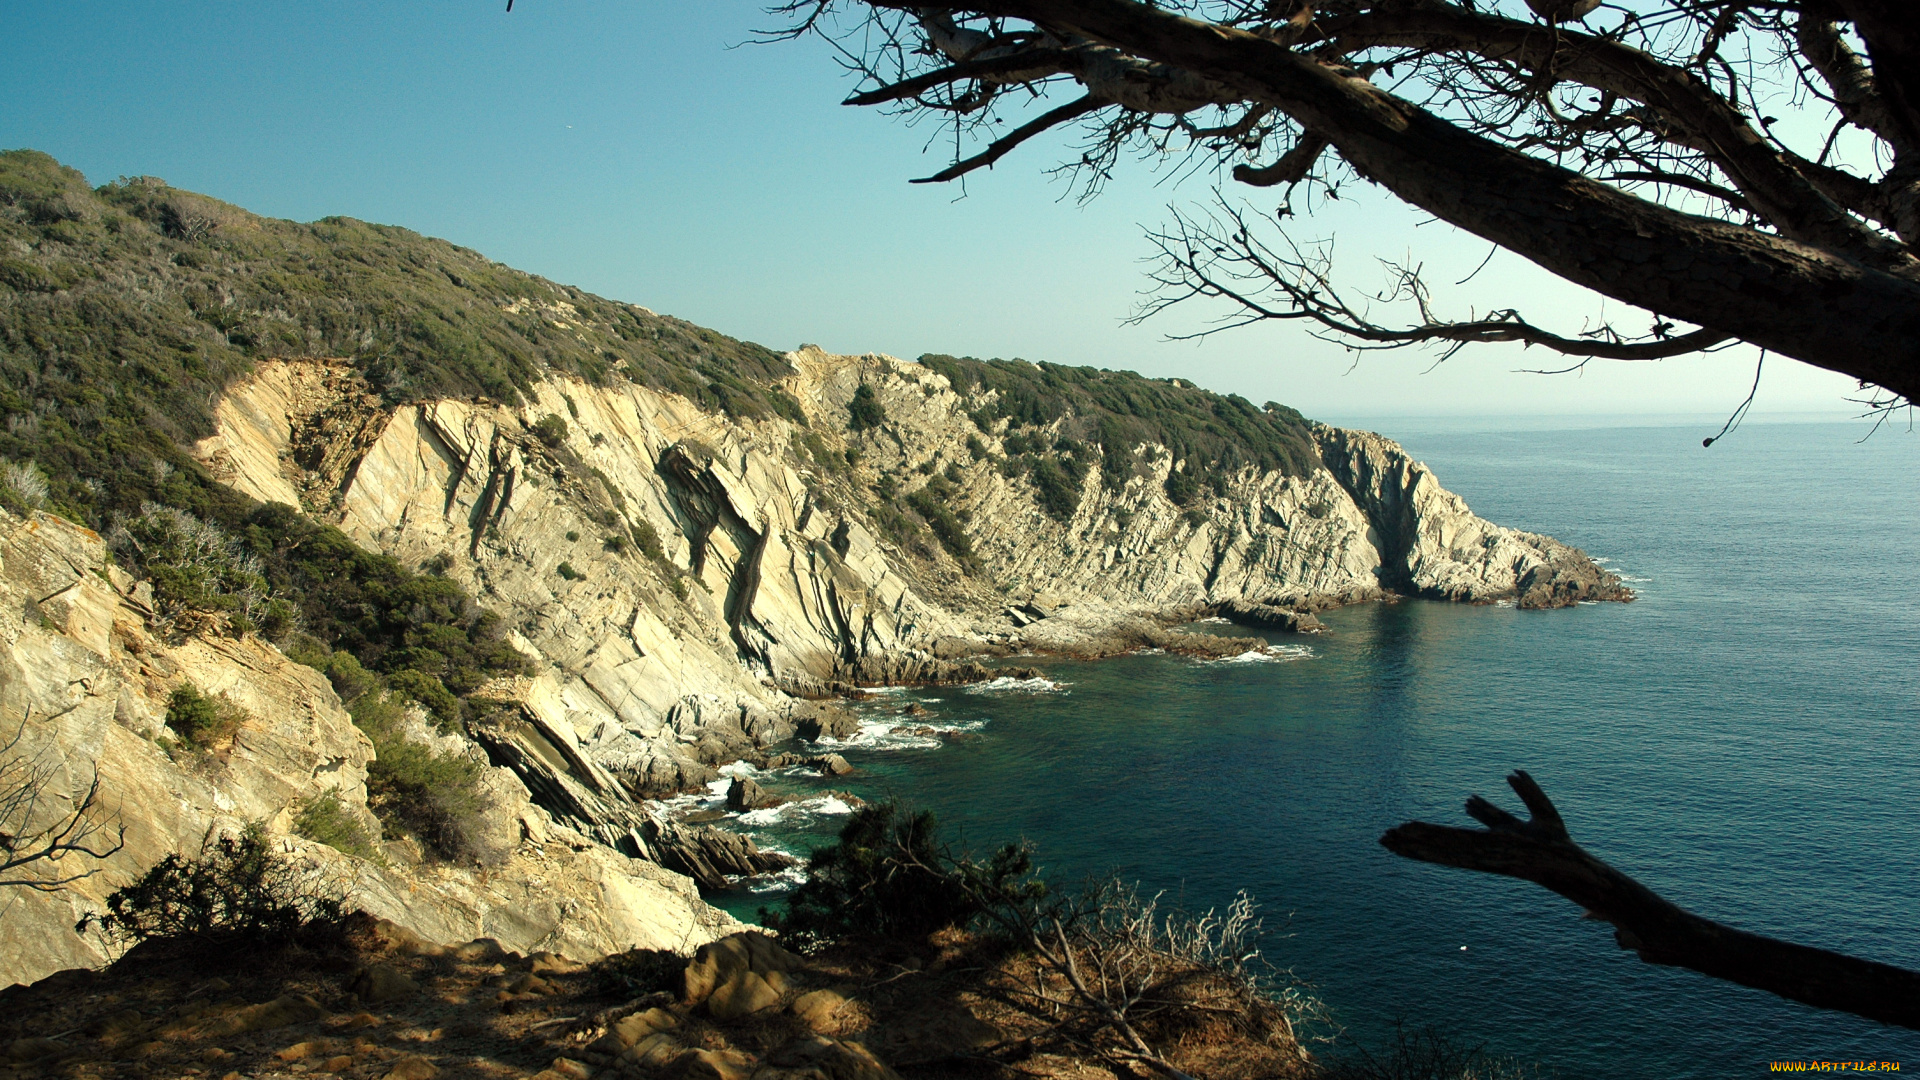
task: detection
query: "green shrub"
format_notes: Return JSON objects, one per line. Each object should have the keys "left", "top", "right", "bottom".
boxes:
{"left": 1029, "top": 457, "right": 1082, "bottom": 521}
{"left": 965, "top": 434, "right": 988, "bottom": 461}
{"left": 766, "top": 388, "right": 809, "bottom": 426}
{"left": 847, "top": 383, "right": 885, "bottom": 432}
{"left": 386, "top": 669, "right": 462, "bottom": 730}
{"left": 556, "top": 561, "right": 583, "bottom": 581}
{"left": 765, "top": 803, "right": 1039, "bottom": 952}
{"left": 565, "top": 530, "right": 580, "bottom": 542}
{"left": 292, "top": 790, "right": 380, "bottom": 861}
{"left": 602, "top": 534, "right": 626, "bottom": 553}
{"left": 531, "top": 414, "right": 568, "bottom": 447}
{"left": 906, "top": 488, "right": 979, "bottom": 570}
{"left": 630, "top": 518, "right": 666, "bottom": 562}
{"left": 322, "top": 654, "right": 496, "bottom": 863}
{"left": 1165, "top": 467, "right": 1202, "bottom": 506}
{"left": 165, "top": 683, "right": 246, "bottom": 749}
{"left": 800, "top": 432, "right": 843, "bottom": 475}
{"left": 77, "top": 824, "right": 343, "bottom": 948}
{"left": 342, "top": 687, "right": 497, "bottom": 864}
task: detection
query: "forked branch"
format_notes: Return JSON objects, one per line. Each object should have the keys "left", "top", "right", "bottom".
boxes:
{"left": 0, "top": 714, "right": 127, "bottom": 892}
{"left": 1381, "top": 771, "right": 1920, "bottom": 1029}
{"left": 1140, "top": 202, "right": 1735, "bottom": 363}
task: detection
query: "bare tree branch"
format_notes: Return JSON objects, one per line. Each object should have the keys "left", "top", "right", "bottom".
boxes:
{"left": 1139, "top": 202, "right": 1736, "bottom": 363}
{"left": 1381, "top": 771, "right": 1920, "bottom": 1030}
{"left": 0, "top": 712, "right": 126, "bottom": 893}
{"left": 914, "top": 94, "right": 1106, "bottom": 183}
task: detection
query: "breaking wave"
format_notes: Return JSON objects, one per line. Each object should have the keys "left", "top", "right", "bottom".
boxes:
{"left": 1214, "top": 644, "right": 1316, "bottom": 663}
{"left": 963, "top": 675, "right": 1068, "bottom": 694}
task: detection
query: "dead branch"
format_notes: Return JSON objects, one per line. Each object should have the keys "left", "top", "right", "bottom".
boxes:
{"left": 1381, "top": 771, "right": 1920, "bottom": 1030}
{"left": 779, "top": 1, "right": 1920, "bottom": 404}
{"left": 914, "top": 94, "right": 1106, "bottom": 183}
{"left": 0, "top": 712, "right": 126, "bottom": 892}
{"left": 1138, "top": 201, "right": 1736, "bottom": 363}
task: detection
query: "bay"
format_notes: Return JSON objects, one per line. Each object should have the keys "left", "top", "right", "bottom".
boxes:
{"left": 695, "top": 420, "right": 1920, "bottom": 1078}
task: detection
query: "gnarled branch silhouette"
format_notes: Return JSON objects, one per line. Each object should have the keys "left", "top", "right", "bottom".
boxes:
{"left": 1382, "top": 771, "right": 1920, "bottom": 1029}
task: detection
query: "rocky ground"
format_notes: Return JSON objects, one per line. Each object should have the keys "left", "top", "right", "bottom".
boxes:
{"left": 0, "top": 919, "right": 1313, "bottom": 1080}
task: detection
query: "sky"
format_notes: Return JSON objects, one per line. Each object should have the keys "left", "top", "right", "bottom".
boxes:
{"left": 0, "top": 1, "right": 1877, "bottom": 424}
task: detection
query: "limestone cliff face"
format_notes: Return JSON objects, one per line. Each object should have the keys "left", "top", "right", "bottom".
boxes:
{"left": 0, "top": 509, "right": 740, "bottom": 988}
{"left": 1314, "top": 425, "right": 1630, "bottom": 608}
{"left": 137, "top": 348, "right": 1623, "bottom": 987}
{"left": 191, "top": 352, "right": 1623, "bottom": 800}
{"left": 781, "top": 349, "right": 1622, "bottom": 613}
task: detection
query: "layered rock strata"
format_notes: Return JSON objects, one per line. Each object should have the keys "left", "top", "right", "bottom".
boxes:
{"left": 0, "top": 348, "right": 1625, "bottom": 987}
{"left": 180, "top": 349, "right": 1628, "bottom": 921}
{"left": 0, "top": 510, "right": 742, "bottom": 987}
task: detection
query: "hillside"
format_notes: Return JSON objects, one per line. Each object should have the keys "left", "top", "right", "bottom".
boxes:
{"left": 0, "top": 150, "right": 1627, "bottom": 995}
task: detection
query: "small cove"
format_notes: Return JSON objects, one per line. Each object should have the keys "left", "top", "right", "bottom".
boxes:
{"left": 676, "top": 421, "right": 1920, "bottom": 1078}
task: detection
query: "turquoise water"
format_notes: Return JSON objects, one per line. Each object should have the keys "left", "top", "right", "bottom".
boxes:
{"left": 692, "top": 421, "right": 1920, "bottom": 1078}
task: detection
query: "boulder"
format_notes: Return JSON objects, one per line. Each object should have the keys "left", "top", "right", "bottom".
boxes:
{"left": 646, "top": 822, "right": 797, "bottom": 890}
{"left": 706, "top": 969, "right": 782, "bottom": 1019}
{"left": 792, "top": 702, "right": 862, "bottom": 741}
{"left": 725, "top": 776, "right": 777, "bottom": 812}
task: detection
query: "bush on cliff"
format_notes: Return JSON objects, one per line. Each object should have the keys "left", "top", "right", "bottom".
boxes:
{"left": 164, "top": 682, "right": 248, "bottom": 750}
{"left": 847, "top": 383, "right": 886, "bottom": 432}
{"left": 918, "top": 353, "right": 1320, "bottom": 490}
{"left": 323, "top": 653, "right": 500, "bottom": 865}
{"left": 767, "top": 802, "right": 1314, "bottom": 1076}
{"left": 78, "top": 824, "right": 343, "bottom": 950}
{"left": 292, "top": 790, "right": 381, "bottom": 862}
{"left": 763, "top": 803, "right": 1039, "bottom": 952}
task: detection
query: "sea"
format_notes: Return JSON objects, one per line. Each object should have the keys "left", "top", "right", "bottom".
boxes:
{"left": 675, "top": 418, "right": 1920, "bottom": 1079}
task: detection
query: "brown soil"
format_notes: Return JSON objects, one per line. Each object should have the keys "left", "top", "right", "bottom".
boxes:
{"left": 0, "top": 918, "right": 1315, "bottom": 1080}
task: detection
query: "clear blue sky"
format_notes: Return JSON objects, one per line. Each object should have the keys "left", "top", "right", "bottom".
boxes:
{"left": 0, "top": 1, "right": 1868, "bottom": 422}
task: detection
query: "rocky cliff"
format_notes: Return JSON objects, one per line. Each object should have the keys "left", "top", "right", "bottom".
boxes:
{"left": 0, "top": 152, "right": 1628, "bottom": 995}
{"left": 0, "top": 344, "right": 1626, "bottom": 987}
{"left": 183, "top": 348, "right": 1623, "bottom": 849}
{"left": 0, "top": 510, "right": 742, "bottom": 987}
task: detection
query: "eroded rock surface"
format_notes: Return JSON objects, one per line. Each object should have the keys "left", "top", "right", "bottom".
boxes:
{"left": 0, "top": 510, "right": 740, "bottom": 988}
{"left": 171, "top": 351, "right": 1628, "bottom": 912}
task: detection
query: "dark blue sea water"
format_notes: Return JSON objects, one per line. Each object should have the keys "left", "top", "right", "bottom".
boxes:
{"left": 692, "top": 420, "right": 1920, "bottom": 1078}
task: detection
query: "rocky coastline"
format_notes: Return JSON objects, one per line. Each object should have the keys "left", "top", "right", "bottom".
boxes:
{"left": 0, "top": 346, "right": 1628, "bottom": 990}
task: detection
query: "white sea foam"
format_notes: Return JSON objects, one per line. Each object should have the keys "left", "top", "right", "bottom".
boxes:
{"left": 1217, "top": 644, "right": 1315, "bottom": 663}
{"left": 739, "top": 862, "right": 810, "bottom": 894}
{"left": 738, "top": 794, "right": 856, "bottom": 827}
{"left": 963, "top": 675, "right": 1068, "bottom": 694}
{"left": 1196, "top": 615, "right": 1232, "bottom": 624}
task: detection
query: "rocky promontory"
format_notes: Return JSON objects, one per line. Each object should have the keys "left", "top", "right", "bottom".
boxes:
{"left": 0, "top": 153, "right": 1628, "bottom": 992}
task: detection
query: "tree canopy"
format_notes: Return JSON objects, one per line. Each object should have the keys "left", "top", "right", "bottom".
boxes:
{"left": 774, "top": 0, "right": 1920, "bottom": 411}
